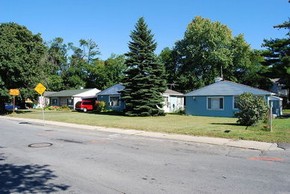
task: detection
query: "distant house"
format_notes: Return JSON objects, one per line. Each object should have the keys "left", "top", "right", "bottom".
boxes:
{"left": 185, "top": 80, "right": 283, "bottom": 117}
{"left": 46, "top": 88, "right": 100, "bottom": 109}
{"left": 270, "top": 78, "right": 289, "bottom": 107}
{"left": 97, "top": 84, "right": 184, "bottom": 113}
{"left": 162, "top": 89, "right": 184, "bottom": 113}
{"left": 37, "top": 91, "right": 57, "bottom": 108}
{"left": 97, "top": 84, "right": 125, "bottom": 112}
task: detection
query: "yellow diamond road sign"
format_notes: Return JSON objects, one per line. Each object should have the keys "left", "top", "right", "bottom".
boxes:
{"left": 34, "top": 83, "right": 46, "bottom": 95}
{"left": 9, "top": 89, "right": 20, "bottom": 96}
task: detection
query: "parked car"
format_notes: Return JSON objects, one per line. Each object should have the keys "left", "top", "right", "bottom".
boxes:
{"left": 75, "top": 100, "right": 95, "bottom": 112}
{"left": 5, "top": 103, "right": 20, "bottom": 111}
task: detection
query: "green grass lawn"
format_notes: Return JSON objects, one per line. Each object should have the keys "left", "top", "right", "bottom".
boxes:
{"left": 7, "top": 109, "right": 290, "bottom": 143}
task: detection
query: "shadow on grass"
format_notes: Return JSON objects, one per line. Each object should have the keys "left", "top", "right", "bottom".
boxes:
{"left": 3, "top": 109, "right": 34, "bottom": 115}
{"left": 83, "top": 110, "right": 125, "bottom": 116}
{"left": 211, "top": 122, "right": 240, "bottom": 126}
{"left": 279, "top": 114, "right": 290, "bottom": 119}
{"left": 0, "top": 154, "right": 69, "bottom": 194}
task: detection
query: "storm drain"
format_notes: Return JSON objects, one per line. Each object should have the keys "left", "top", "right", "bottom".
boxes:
{"left": 28, "top": 142, "right": 53, "bottom": 148}
{"left": 19, "top": 122, "right": 32, "bottom": 125}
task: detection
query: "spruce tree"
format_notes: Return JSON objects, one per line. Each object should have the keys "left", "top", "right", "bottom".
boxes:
{"left": 122, "top": 17, "right": 167, "bottom": 116}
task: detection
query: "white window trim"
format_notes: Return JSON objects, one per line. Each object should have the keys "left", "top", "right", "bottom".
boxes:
{"left": 233, "top": 96, "right": 239, "bottom": 110}
{"left": 109, "top": 96, "right": 120, "bottom": 107}
{"left": 206, "top": 97, "right": 224, "bottom": 110}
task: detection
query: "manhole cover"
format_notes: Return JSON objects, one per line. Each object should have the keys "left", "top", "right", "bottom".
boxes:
{"left": 28, "top": 142, "right": 53, "bottom": 148}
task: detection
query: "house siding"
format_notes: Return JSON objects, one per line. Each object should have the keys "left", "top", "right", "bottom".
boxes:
{"left": 97, "top": 95, "right": 125, "bottom": 112}
{"left": 186, "top": 96, "right": 239, "bottom": 117}
{"left": 163, "top": 95, "right": 184, "bottom": 113}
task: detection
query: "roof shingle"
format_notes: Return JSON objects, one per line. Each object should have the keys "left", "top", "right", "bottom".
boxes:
{"left": 185, "top": 80, "right": 273, "bottom": 96}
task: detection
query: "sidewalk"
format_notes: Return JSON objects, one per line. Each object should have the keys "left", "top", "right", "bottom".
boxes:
{"left": 2, "top": 116, "right": 283, "bottom": 151}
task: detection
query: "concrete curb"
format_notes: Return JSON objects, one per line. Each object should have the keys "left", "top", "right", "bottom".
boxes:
{"left": 2, "top": 116, "right": 283, "bottom": 151}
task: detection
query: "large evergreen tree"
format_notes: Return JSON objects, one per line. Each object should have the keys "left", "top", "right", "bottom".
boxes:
{"left": 122, "top": 17, "right": 167, "bottom": 116}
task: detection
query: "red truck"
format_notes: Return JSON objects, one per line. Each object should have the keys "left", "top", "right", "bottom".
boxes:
{"left": 75, "top": 100, "right": 95, "bottom": 112}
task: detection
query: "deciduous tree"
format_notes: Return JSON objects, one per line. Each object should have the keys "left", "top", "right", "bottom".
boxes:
{"left": 0, "top": 23, "right": 47, "bottom": 105}
{"left": 172, "top": 16, "right": 258, "bottom": 93}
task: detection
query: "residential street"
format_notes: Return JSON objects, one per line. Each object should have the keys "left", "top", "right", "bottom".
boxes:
{"left": 0, "top": 118, "right": 289, "bottom": 194}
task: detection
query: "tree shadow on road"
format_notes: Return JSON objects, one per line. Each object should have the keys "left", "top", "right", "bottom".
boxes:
{"left": 0, "top": 156, "right": 70, "bottom": 194}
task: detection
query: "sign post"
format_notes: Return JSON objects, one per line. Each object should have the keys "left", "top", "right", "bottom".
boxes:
{"left": 270, "top": 101, "right": 273, "bottom": 132}
{"left": 34, "top": 83, "right": 46, "bottom": 125}
{"left": 9, "top": 89, "right": 20, "bottom": 113}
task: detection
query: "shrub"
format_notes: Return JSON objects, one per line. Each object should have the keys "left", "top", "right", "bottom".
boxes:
{"left": 94, "top": 101, "right": 106, "bottom": 112}
{"left": 60, "top": 105, "right": 71, "bottom": 111}
{"left": 44, "top": 105, "right": 71, "bottom": 111}
{"left": 235, "top": 93, "right": 268, "bottom": 126}
{"left": 44, "top": 106, "right": 60, "bottom": 111}
{"left": 174, "top": 108, "right": 185, "bottom": 115}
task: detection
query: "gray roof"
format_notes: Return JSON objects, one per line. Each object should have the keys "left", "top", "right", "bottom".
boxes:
{"left": 43, "top": 91, "right": 57, "bottom": 97}
{"left": 185, "top": 80, "right": 274, "bottom": 96}
{"left": 46, "top": 89, "right": 94, "bottom": 97}
{"left": 97, "top": 84, "right": 125, "bottom": 96}
{"left": 163, "top": 89, "right": 184, "bottom": 96}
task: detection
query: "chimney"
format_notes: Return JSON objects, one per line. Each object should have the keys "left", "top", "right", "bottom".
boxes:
{"left": 215, "top": 77, "right": 223, "bottom": 83}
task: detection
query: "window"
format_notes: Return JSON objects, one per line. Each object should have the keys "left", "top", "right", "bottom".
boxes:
{"left": 110, "top": 96, "right": 120, "bottom": 106}
{"left": 83, "top": 102, "right": 91, "bottom": 105}
{"left": 164, "top": 97, "right": 169, "bottom": 107}
{"left": 67, "top": 99, "right": 73, "bottom": 106}
{"left": 233, "top": 96, "right": 239, "bottom": 109}
{"left": 207, "top": 97, "right": 224, "bottom": 110}
{"left": 52, "top": 99, "right": 58, "bottom": 106}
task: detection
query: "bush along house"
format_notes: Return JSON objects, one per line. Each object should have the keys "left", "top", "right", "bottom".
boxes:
{"left": 97, "top": 84, "right": 126, "bottom": 112}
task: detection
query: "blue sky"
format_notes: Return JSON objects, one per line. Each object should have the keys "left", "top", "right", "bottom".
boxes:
{"left": 0, "top": 0, "right": 289, "bottom": 60}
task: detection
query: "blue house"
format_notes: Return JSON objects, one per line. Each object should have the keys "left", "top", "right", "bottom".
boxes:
{"left": 185, "top": 80, "right": 282, "bottom": 117}
{"left": 97, "top": 84, "right": 125, "bottom": 112}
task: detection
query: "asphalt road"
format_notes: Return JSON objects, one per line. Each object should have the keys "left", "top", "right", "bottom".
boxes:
{"left": 0, "top": 118, "right": 289, "bottom": 194}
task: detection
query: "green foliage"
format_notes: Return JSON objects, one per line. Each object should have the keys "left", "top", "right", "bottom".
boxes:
{"left": 122, "top": 17, "right": 167, "bottom": 116}
{"left": 88, "top": 54, "right": 126, "bottom": 90}
{"left": 46, "top": 75, "right": 64, "bottom": 91}
{"left": 262, "top": 19, "right": 290, "bottom": 103}
{"left": 0, "top": 22, "right": 47, "bottom": 99}
{"left": 44, "top": 105, "right": 71, "bottom": 111}
{"left": 235, "top": 93, "right": 268, "bottom": 126}
{"left": 161, "top": 16, "right": 262, "bottom": 93}
{"left": 94, "top": 101, "right": 106, "bottom": 112}
{"left": 237, "top": 50, "right": 273, "bottom": 90}
{"left": 158, "top": 47, "right": 178, "bottom": 85}
{"left": 46, "top": 37, "right": 68, "bottom": 74}
{"left": 60, "top": 39, "right": 101, "bottom": 89}
{"left": 173, "top": 16, "right": 233, "bottom": 92}
{"left": 44, "top": 106, "right": 61, "bottom": 111}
